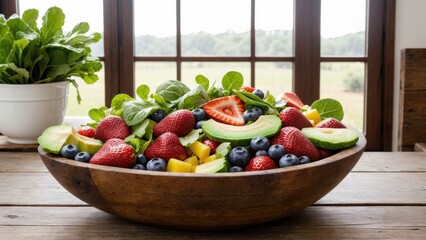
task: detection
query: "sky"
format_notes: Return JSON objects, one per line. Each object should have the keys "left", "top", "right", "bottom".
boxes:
{"left": 18, "top": 0, "right": 366, "bottom": 38}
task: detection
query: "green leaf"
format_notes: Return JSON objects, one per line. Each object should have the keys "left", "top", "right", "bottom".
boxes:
{"left": 40, "top": 7, "right": 65, "bottom": 44}
{"left": 88, "top": 108, "right": 106, "bottom": 122}
{"left": 179, "top": 129, "right": 203, "bottom": 147}
{"left": 111, "top": 93, "right": 133, "bottom": 111}
{"left": 155, "top": 80, "right": 190, "bottom": 102}
{"left": 177, "top": 85, "right": 210, "bottom": 110}
{"left": 195, "top": 74, "right": 209, "bottom": 90}
{"left": 122, "top": 99, "right": 162, "bottom": 126}
{"left": 136, "top": 84, "right": 150, "bottom": 100}
{"left": 131, "top": 118, "right": 152, "bottom": 138}
{"left": 222, "top": 71, "right": 244, "bottom": 92}
{"left": 22, "top": 9, "right": 39, "bottom": 32}
{"left": 311, "top": 98, "right": 344, "bottom": 121}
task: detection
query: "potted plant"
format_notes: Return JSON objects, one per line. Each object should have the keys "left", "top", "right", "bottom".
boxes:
{"left": 0, "top": 7, "right": 102, "bottom": 144}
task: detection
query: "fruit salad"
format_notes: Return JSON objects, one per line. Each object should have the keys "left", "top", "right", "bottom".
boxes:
{"left": 38, "top": 71, "right": 359, "bottom": 173}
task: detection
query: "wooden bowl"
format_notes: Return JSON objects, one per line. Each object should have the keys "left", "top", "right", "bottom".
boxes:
{"left": 38, "top": 131, "right": 366, "bottom": 230}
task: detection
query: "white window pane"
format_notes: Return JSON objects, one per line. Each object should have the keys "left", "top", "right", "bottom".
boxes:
{"left": 255, "top": 62, "right": 293, "bottom": 98}
{"left": 135, "top": 62, "right": 177, "bottom": 93}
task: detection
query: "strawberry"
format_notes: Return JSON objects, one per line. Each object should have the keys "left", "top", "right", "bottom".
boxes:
{"left": 203, "top": 95, "right": 245, "bottom": 126}
{"left": 315, "top": 118, "right": 346, "bottom": 128}
{"left": 279, "top": 107, "right": 312, "bottom": 130}
{"left": 89, "top": 138, "right": 135, "bottom": 168}
{"left": 318, "top": 148, "right": 336, "bottom": 159}
{"left": 270, "top": 126, "right": 321, "bottom": 161}
{"left": 153, "top": 109, "right": 195, "bottom": 137}
{"left": 244, "top": 156, "right": 277, "bottom": 171}
{"left": 145, "top": 132, "right": 188, "bottom": 161}
{"left": 240, "top": 86, "right": 255, "bottom": 93}
{"left": 77, "top": 126, "right": 96, "bottom": 138}
{"left": 95, "top": 116, "right": 131, "bottom": 142}
{"left": 201, "top": 138, "right": 220, "bottom": 154}
{"left": 279, "top": 92, "right": 305, "bottom": 110}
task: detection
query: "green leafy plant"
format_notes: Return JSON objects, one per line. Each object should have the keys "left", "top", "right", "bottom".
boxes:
{"left": 0, "top": 7, "right": 102, "bottom": 103}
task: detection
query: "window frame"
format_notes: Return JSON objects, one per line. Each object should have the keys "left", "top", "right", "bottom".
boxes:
{"left": 2, "top": 0, "right": 395, "bottom": 151}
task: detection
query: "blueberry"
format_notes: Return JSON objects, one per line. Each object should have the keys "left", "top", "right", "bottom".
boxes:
{"left": 250, "top": 136, "right": 270, "bottom": 151}
{"left": 192, "top": 108, "right": 206, "bottom": 122}
{"left": 74, "top": 151, "right": 91, "bottom": 162}
{"left": 146, "top": 158, "right": 166, "bottom": 171}
{"left": 253, "top": 89, "right": 265, "bottom": 99}
{"left": 60, "top": 144, "right": 80, "bottom": 159}
{"left": 229, "top": 166, "right": 243, "bottom": 172}
{"left": 243, "top": 109, "right": 262, "bottom": 123}
{"left": 253, "top": 107, "right": 264, "bottom": 115}
{"left": 133, "top": 164, "right": 146, "bottom": 170}
{"left": 299, "top": 156, "right": 311, "bottom": 164}
{"left": 136, "top": 153, "right": 148, "bottom": 166}
{"left": 228, "top": 147, "right": 250, "bottom": 167}
{"left": 255, "top": 150, "right": 269, "bottom": 157}
{"left": 279, "top": 154, "right": 299, "bottom": 168}
{"left": 195, "top": 121, "right": 203, "bottom": 129}
{"left": 150, "top": 109, "right": 167, "bottom": 123}
{"left": 268, "top": 144, "right": 286, "bottom": 160}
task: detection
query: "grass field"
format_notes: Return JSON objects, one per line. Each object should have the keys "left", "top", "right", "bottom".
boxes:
{"left": 66, "top": 62, "right": 364, "bottom": 131}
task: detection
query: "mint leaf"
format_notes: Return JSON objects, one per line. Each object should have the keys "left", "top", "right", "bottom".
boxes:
{"left": 222, "top": 71, "right": 243, "bottom": 92}
{"left": 122, "top": 99, "right": 161, "bottom": 126}
{"left": 311, "top": 98, "right": 344, "bottom": 121}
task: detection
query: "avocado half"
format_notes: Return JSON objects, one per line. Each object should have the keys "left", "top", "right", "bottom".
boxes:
{"left": 201, "top": 115, "right": 282, "bottom": 147}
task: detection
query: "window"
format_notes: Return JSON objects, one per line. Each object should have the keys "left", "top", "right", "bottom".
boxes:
{"left": 2, "top": 0, "right": 395, "bottom": 151}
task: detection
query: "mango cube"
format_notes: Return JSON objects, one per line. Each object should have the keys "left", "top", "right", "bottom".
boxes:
{"left": 184, "top": 155, "right": 199, "bottom": 166}
{"left": 167, "top": 158, "right": 192, "bottom": 173}
{"left": 200, "top": 154, "right": 217, "bottom": 164}
{"left": 303, "top": 109, "right": 322, "bottom": 125}
{"left": 189, "top": 141, "right": 210, "bottom": 160}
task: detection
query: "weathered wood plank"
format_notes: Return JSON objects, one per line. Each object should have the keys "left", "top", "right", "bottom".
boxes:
{"left": 0, "top": 173, "right": 85, "bottom": 205}
{"left": 0, "top": 206, "right": 425, "bottom": 239}
{"left": 0, "top": 152, "right": 48, "bottom": 173}
{"left": 0, "top": 136, "right": 39, "bottom": 152}
{"left": 401, "top": 49, "right": 426, "bottom": 91}
{"left": 1, "top": 172, "right": 425, "bottom": 206}
{"left": 318, "top": 172, "right": 426, "bottom": 204}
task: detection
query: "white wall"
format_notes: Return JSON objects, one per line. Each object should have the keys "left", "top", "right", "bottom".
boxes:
{"left": 393, "top": 0, "right": 426, "bottom": 150}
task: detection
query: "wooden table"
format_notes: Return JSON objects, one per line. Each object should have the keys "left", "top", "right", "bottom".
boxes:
{"left": 1, "top": 151, "right": 425, "bottom": 239}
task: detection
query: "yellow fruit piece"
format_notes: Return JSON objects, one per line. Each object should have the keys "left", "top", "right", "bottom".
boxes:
{"left": 166, "top": 158, "right": 192, "bottom": 173}
{"left": 200, "top": 154, "right": 217, "bottom": 164}
{"left": 309, "top": 119, "right": 315, "bottom": 127}
{"left": 184, "top": 155, "right": 199, "bottom": 166}
{"left": 189, "top": 141, "right": 210, "bottom": 160}
{"left": 304, "top": 109, "right": 322, "bottom": 125}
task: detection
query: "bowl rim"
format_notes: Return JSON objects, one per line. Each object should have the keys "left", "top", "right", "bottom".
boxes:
{"left": 38, "top": 129, "right": 366, "bottom": 178}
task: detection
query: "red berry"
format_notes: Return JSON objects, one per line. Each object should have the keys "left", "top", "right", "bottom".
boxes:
{"left": 279, "top": 92, "right": 305, "bottom": 110}
{"left": 90, "top": 138, "right": 135, "bottom": 168}
{"left": 278, "top": 107, "right": 312, "bottom": 130}
{"left": 203, "top": 95, "right": 245, "bottom": 126}
{"left": 201, "top": 138, "right": 220, "bottom": 154}
{"left": 244, "top": 156, "right": 277, "bottom": 171}
{"left": 77, "top": 126, "right": 96, "bottom": 138}
{"left": 145, "top": 132, "right": 188, "bottom": 161}
{"left": 95, "top": 116, "right": 131, "bottom": 142}
{"left": 153, "top": 110, "right": 195, "bottom": 137}
{"left": 315, "top": 118, "right": 346, "bottom": 128}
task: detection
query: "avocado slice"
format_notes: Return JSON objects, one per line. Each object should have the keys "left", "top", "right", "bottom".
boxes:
{"left": 202, "top": 115, "right": 282, "bottom": 147}
{"left": 38, "top": 125, "right": 103, "bottom": 155}
{"left": 194, "top": 157, "right": 228, "bottom": 173}
{"left": 301, "top": 127, "right": 359, "bottom": 150}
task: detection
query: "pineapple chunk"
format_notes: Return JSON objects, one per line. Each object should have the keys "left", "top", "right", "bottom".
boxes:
{"left": 184, "top": 155, "right": 199, "bottom": 166}
{"left": 189, "top": 141, "right": 210, "bottom": 160}
{"left": 167, "top": 158, "right": 192, "bottom": 173}
{"left": 303, "top": 109, "right": 322, "bottom": 125}
{"left": 200, "top": 154, "right": 217, "bottom": 164}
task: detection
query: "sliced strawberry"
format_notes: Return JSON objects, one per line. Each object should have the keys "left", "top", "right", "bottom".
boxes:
{"left": 240, "top": 86, "right": 255, "bottom": 93}
{"left": 77, "top": 126, "right": 96, "bottom": 138}
{"left": 279, "top": 92, "right": 305, "bottom": 110}
{"left": 203, "top": 95, "right": 245, "bottom": 126}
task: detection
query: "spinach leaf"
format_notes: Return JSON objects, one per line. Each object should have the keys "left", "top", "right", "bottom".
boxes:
{"left": 40, "top": 7, "right": 65, "bottom": 44}
{"left": 222, "top": 71, "right": 243, "bottom": 93}
{"left": 195, "top": 74, "right": 209, "bottom": 91}
{"left": 155, "top": 80, "right": 190, "bottom": 102}
{"left": 122, "top": 99, "right": 162, "bottom": 126}
{"left": 136, "top": 84, "right": 150, "bottom": 100}
{"left": 179, "top": 129, "right": 203, "bottom": 147}
{"left": 177, "top": 85, "right": 210, "bottom": 110}
{"left": 311, "top": 98, "right": 344, "bottom": 121}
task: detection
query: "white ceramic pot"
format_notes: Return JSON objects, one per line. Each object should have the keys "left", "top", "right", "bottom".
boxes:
{"left": 0, "top": 82, "right": 69, "bottom": 144}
